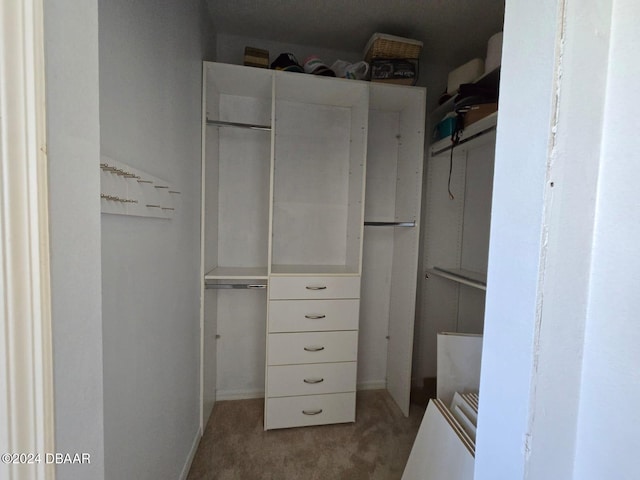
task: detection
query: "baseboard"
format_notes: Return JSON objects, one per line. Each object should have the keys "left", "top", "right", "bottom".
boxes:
{"left": 179, "top": 426, "right": 202, "bottom": 480}
{"left": 215, "top": 388, "right": 264, "bottom": 401}
{"left": 216, "top": 383, "right": 387, "bottom": 401}
{"left": 357, "top": 380, "right": 387, "bottom": 391}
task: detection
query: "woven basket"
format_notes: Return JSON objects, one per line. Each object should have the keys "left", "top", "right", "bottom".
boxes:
{"left": 364, "top": 33, "right": 423, "bottom": 63}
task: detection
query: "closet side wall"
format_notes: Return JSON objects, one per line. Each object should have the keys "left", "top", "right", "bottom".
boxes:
{"left": 99, "top": 1, "right": 212, "bottom": 478}
{"left": 44, "top": 1, "right": 105, "bottom": 478}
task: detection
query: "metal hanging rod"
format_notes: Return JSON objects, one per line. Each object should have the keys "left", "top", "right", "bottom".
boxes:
{"left": 364, "top": 221, "right": 416, "bottom": 227}
{"left": 205, "top": 283, "right": 267, "bottom": 290}
{"left": 206, "top": 119, "right": 271, "bottom": 131}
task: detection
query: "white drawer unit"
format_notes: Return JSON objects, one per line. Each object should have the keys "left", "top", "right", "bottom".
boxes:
{"left": 267, "top": 331, "right": 358, "bottom": 365}
{"left": 265, "top": 392, "right": 356, "bottom": 430}
{"left": 265, "top": 274, "right": 361, "bottom": 429}
{"left": 268, "top": 299, "right": 360, "bottom": 333}
{"left": 269, "top": 276, "right": 361, "bottom": 300}
{"left": 267, "top": 362, "right": 357, "bottom": 397}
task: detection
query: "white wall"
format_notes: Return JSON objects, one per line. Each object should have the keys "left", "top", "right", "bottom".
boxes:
{"left": 476, "top": 0, "right": 640, "bottom": 479}
{"left": 573, "top": 0, "right": 640, "bottom": 477}
{"left": 474, "top": 0, "right": 562, "bottom": 478}
{"left": 99, "top": 0, "right": 213, "bottom": 478}
{"left": 521, "top": 0, "right": 613, "bottom": 477}
{"left": 44, "top": 1, "right": 105, "bottom": 479}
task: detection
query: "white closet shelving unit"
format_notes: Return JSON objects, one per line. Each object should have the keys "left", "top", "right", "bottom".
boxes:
{"left": 200, "top": 61, "right": 426, "bottom": 431}
{"left": 201, "top": 63, "right": 273, "bottom": 424}
{"left": 265, "top": 72, "right": 368, "bottom": 430}
{"left": 361, "top": 83, "right": 425, "bottom": 416}
{"left": 420, "top": 109, "right": 497, "bottom": 380}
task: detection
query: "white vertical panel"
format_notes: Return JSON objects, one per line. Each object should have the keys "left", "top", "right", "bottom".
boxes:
{"left": 386, "top": 88, "right": 425, "bottom": 415}
{"left": 387, "top": 227, "right": 421, "bottom": 415}
{"left": 345, "top": 88, "right": 369, "bottom": 273}
{"left": 272, "top": 101, "right": 351, "bottom": 267}
{"left": 359, "top": 228, "right": 392, "bottom": 387}
{"left": 437, "top": 333, "right": 483, "bottom": 405}
{"left": 216, "top": 289, "right": 267, "bottom": 399}
{"left": 359, "top": 108, "right": 398, "bottom": 388}
{"left": 474, "top": 0, "right": 563, "bottom": 477}
{"left": 202, "top": 290, "right": 217, "bottom": 422}
{"left": 366, "top": 84, "right": 425, "bottom": 415}
{"left": 217, "top": 124, "right": 270, "bottom": 267}
{"left": 460, "top": 136, "right": 495, "bottom": 274}
{"left": 573, "top": 1, "right": 640, "bottom": 478}
{"left": 419, "top": 150, "right": 466, "bottom": 378}
{"left": 402, "top": 400, "right": 475, "bottom": 480}
{"left": 45, "top": 0, "right": 104, "bottom": 478}
{"left": 1, "top": 1, "right": 55, "bottom": 477}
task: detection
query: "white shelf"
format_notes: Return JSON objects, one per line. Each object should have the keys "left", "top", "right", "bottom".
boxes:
{"left": 431, "top": 66, "right": 501, "bottom": 122}
{"left": 430, "top": 112, "right": 498, "bottom": 156}
{"left": 427, "top": 267, "right": 487, "bottom": 291}
{"left": 270, "top": 264, "right": 360, "bottom": 276}
{"left": 204, "top": 266, "right": 268, "bottom": 280}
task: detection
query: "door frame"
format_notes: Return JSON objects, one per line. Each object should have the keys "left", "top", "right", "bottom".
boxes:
{"left": 0, "top": 1, "right": 55, "bottom": 478}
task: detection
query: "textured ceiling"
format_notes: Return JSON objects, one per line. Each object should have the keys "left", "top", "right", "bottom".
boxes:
{"left": 206, "top": 0, "right": 505, "bottom": 66}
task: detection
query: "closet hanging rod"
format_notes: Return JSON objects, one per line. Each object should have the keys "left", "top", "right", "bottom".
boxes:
{"left": 205, "top": 283, "right": 267, "bottom": 290}
{"left": 364, "top": 221, "right": 416, "bottom": 227}
{"left": 431, "top": 125, "right": 497, "bottom": 157}
{"left": 206, "top": 119, "right": 271, "bottom": 131}
{"left": 427, "top": 267, "right": 487, "bottom": 291}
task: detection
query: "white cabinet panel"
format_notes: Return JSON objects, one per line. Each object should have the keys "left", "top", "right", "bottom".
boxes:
{"left": 402, "top": 400, "right": 474, "bottom": 480}
{"left": 268, "top": 299, "right": 359, "bottom": 333}
{"left": 267, "top": 362, "right": 357, "bottom": 397}
{"left": 265, "top": 392, "right": 356, "bottom": 429}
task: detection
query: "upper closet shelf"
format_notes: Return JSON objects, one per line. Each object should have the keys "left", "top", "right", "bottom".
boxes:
{"left": 430, "top": 112, "right": 497, "bottom": 157}
{"left": 206, "top": 119, "right": 271, "bottom": 131}
{"left": 427, "top": 267, "right": 487, "bottom": 291}
{"left": 431, "top": 66, "right": 501, "bottom": 121}
{"left": 270, "top": 264, "right": 360, "bottom": 276}
{"left": 204, "top": 266, "right": 268, "bottom": 280}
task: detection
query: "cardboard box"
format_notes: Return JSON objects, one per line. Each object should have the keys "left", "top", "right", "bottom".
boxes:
{"left": 463, "top": 102, "right": 498, "bottom": 127}
{"left": 244, "top": 47, "right": 269, "bottom": 69}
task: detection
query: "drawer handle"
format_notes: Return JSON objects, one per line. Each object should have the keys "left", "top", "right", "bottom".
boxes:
{"left": 304, "top": 346, "right": 325, "bottom": 352}
{"left": 305, "top": 314, "right": 326, "bottom": 319}
{"left": 305, "top": 286, "right": 327, "bottom": 290}
{"left": 303, "top": 378, "right": 325, "bottom": 384}
{"left": 302, "top": 409, "right": 323, "bottom": 416}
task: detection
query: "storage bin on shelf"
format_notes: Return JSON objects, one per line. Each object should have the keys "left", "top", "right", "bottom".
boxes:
{"left": 363, "top": 33, "right": 423, "bottom": 85}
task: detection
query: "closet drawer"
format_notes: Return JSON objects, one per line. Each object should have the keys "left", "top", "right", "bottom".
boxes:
{"left": 269, "top": 276, "right": 361, "bottom": 300}
{"left": 265, "top": 392, "right": 355, "bottom": 429}
{"left": 267, "top": 331, "right": 358, "bottom": 365}
{"left": 268, "top": 299, "right": 359, "bottom": 332}
{"left": 267, "top": 362, "right": 357, "bottom": 397}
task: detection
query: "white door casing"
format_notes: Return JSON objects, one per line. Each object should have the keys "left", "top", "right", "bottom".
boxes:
{"left": 0, "top": 0, "right": 55, "bottom": 479}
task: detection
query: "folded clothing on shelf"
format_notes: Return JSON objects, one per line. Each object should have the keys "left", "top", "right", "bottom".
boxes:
{"left": 271, "top": 53, "right": 304, "bottom": 73}
{"left": 303, "top": 55, "right": 336, "bottom": 76}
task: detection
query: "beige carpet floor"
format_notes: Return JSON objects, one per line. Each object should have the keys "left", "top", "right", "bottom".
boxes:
{"left": 188, "top": 390, "right": 426, "bottom": 480}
